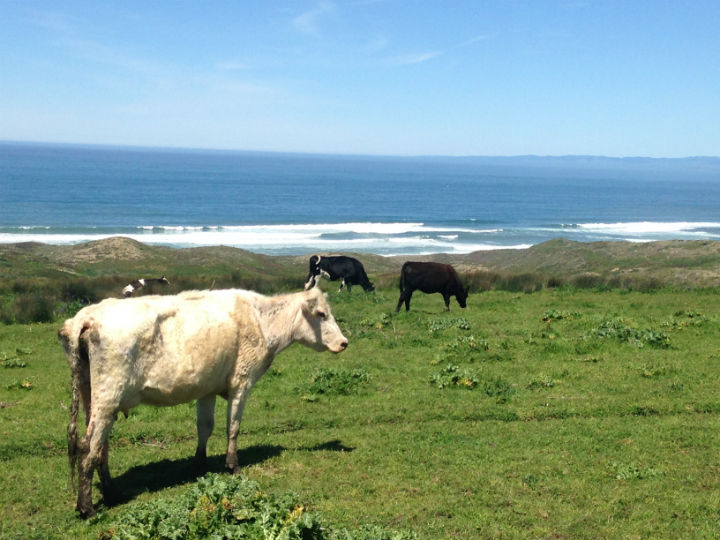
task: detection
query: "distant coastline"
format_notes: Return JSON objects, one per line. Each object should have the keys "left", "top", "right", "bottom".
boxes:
{"left": 2, "top": 139, "right": 719, "bottom": 167}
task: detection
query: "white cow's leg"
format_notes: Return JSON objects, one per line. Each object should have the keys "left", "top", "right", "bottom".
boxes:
{"left": 97, "top": 440, "right": 118, "bottom": 504}
{"left": 224, "top": 384, "right": 251, "bottom": 473}
{"left": 77, "top": 413, "right": 115, "bottom": 518}
{"left": 195, "top": 394, "right": 217, "bottom": 465}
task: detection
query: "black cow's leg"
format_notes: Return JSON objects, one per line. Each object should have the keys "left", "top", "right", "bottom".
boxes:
{"left": 443, "top": 293, "right": 451, "bottom": 310}
{"left": 339, "top": 279, "right": 345, "bottom": 292}
{"left": 395, "top": 291, "right": 405, "bottom": 312}
{"left": 404, "top": 290, "right": 413, "bottom": 311}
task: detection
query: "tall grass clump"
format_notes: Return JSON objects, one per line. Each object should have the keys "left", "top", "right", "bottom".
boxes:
{"left": 462, "top": 270, "right": 548, "bottom": 293}
{"left": 13, "top": 294, "right": 55, "bottom": 323}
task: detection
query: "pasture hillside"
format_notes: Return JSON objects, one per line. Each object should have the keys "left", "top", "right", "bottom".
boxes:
{"left": 2, "top": 236, "right": 720, "bottom": 291}
{"left": 2, "top": 284, "right": 720, "bottom": 538}
{"left": 2, "top": 239, "right": 720, "bottom": 538}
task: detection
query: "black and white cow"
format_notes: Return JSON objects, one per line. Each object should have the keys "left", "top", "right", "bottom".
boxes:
{"left": 304, "top": 255, "right": 374, "bottom": 292}
{"left": 122, "top": 276, "right": 169, "bottom": 297}
{"left": 396, "top": 261, "right": 469, "bottom": 311}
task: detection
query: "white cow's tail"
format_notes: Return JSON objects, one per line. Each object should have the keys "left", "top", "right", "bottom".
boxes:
{"left": 58, "top": 319, "right": 92, "bottom": 489}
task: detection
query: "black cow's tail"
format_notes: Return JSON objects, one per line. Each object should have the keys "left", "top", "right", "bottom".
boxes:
{"left": 399, "top": 262, "right": 408, "bottom": 291}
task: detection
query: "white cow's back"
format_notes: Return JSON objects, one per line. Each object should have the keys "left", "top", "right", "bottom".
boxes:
{"left": 74, "top": 291, "right": 265, "bottom": 409}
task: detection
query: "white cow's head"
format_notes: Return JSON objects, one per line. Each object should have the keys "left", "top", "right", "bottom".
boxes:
{"left": 298, "top": 288, "right": 348, "bottom": 353}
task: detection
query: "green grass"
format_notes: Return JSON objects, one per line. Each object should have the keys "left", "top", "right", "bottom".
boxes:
{"left": 2, "top": 287, "right": 720, "bottom": 538}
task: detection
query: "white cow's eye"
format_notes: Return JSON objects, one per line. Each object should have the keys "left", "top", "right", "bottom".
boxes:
{"left": 316, "top": 310, "right": 327, "bottom": 319}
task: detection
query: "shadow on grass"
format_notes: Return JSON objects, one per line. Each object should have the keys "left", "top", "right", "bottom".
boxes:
{"left": 303, "top": 439, "right": 355, "bottom": 452}
{"left": 105, "top": 439, "right": 353, "bottom": 507}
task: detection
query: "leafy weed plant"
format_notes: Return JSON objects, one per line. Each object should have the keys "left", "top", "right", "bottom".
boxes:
{"left": 99, "top": 473, "right": 413, "bottom": 540}
{"left": 301, "top": 367, "right": 370, "bottom": 397}
{"left": 588, "top": 317, "right": 670, "bottom": 348}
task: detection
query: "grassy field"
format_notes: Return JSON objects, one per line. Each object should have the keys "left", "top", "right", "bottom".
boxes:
{"left": 2, "top": 284, "right": 720, "bottom": 539}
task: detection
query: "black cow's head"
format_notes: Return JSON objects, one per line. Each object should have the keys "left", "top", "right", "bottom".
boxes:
{"left": 308, "top": 254, "right": 321, "bottom": 273}
{"left": 457, "top": 286, "right": 469, "bottom": 308}
{"left": 304, "top": 255, "right": 322, "bottom": 290}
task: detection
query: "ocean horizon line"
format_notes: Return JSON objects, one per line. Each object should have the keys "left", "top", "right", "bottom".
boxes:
{"left": 2, "top": 139, "right": 719, "bottom": 162}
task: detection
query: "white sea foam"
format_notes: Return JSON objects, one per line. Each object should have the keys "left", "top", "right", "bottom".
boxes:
{"left": 1, "top": 219, "right": 717, "bottom": 255}
{"left": 0, "top": 220, "right": 530, "bottom": 255}
{"left": 577, "top": 221, "right": 720, "bottom": 234}
{"left": 212, "top": 222, "right": 428, "bottom": 235}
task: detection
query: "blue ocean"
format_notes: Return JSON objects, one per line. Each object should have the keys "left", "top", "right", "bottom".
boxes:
{"left": 1, "top": 142, "right": 720, "bottom": 256}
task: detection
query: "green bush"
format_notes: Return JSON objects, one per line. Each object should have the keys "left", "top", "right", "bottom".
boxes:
{"left": 502, "top": 273, "right": 545, "bottom": 293}
{"left": 430, "top": 364, "right": 479, "bottom": 389}
{"left": 610, "top": 461, "right": 663, "bottom": 481}
{"left": 13, "top": 294, "right": 55, "bottom": 323}
{"left": 589, "top": 317, "right": 670, "bottom": 348}
{"left": 302, "top": 367, "right": 370, "bottom": 396}
{"left": 427, "top": 317, "right": 471, "bottom": 333}
{"left": 542, "top": 309, "right": 581, "bottom": 322}
{"left": 100, "top": 473, "right": 414, "bottom": 540}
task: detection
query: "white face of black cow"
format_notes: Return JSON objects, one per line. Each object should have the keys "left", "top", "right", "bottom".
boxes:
{"left": 298, "top": 290, "right": 348, "bottom": 353}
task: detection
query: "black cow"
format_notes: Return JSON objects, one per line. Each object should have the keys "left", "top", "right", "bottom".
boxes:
{"left": 396, "top": 261, "right": 469, "bottom": 311}
{"left": 304, "top": 255, "right": 375, "bottom": 292}
{"left": 122, "top": 276, "right": 169, "bottom": 297}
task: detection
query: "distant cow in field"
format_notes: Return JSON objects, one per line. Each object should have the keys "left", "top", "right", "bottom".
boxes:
{"left": 396, "top": 261, "right": 469, "bottom": 312}
{"left": 122, "top": 276, "right": 169, "bottom": 297}
{"left": 304, "top": 255, "right": 374, "bottom": 292}
{"left": 59, "top": 287, "right": 347, "bottom": 518}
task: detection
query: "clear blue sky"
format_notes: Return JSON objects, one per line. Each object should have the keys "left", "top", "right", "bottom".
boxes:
{"left": 1, "top": 1, "right": 718, "bottom": 157}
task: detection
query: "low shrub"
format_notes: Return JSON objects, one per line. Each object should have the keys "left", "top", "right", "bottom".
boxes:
{"left": 427, "top": 317, "right": 471, "bottom": 333}
{"left": 588, "top": 317, "right": 670, "bottom": 348}
{"left": 542, "top": 309, "right": 581, "bottom": 322}
{"left": 429, "top": 365, "right": 514, "bottom": 402}
{"left": 13, "top": 294, "right": 55, "bottom": 323}
{"left": 610, "top": 461, "right": 663, "bottom": 481}
{"left": 302, "top": 367, "right": 371, "bottom": 396}
{"left": 99, "top": 473, "right": 414, "bottom": 540}
{"left": 502, "top": 273, "right": 545, "bottom": 293}
{"left": 482, "top": 376, "right": 515, "bottom": 403}
{"left": 527, "top": 374, "right": 557, "bottom": 390}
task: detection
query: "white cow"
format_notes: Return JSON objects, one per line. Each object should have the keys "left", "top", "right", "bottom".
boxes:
{"left": 58, "top": 286, "right": 348, "bottom": 518}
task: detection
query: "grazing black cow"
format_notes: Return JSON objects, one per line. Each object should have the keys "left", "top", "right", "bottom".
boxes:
{"left": 396, "top": 261, "right": 469, "bottom": 311}
{"left": 304, "top": 255, "right": 375, "bottom": 292}
{"left": 122, "top": 276, "right": 169, "bottom": 297}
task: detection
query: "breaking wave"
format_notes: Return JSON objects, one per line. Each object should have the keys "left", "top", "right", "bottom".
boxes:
{"left": 0, "top": 220, "right": 718, "bottom": 255}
